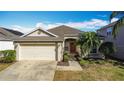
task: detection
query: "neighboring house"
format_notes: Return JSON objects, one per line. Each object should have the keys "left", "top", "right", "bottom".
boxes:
{"left": 97, "top": 22, "right": 124, "bottom": 60}
{"left": 0, "top": 27, "right": 23, "bottom": 50}
{"left": 14, "top": 25, "right": 82, "bottom": 61}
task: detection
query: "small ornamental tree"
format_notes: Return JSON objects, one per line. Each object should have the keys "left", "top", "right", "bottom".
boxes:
{"left": 77, "top": 32, "right": 101, "bottom": 57}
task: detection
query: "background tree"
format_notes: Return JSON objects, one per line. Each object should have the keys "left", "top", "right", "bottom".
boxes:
{"left": 99, "top": 42, "right": 116, "bottom": 59}
{"left": 78, "top": 32, "right": 101, "bottom": 57}
{"left": 110, "top": 11, "right": 124, "bottom": 38}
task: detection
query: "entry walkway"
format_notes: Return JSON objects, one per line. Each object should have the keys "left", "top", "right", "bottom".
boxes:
{"left": 56, "top": 61, "right": 82, "bottom": 71}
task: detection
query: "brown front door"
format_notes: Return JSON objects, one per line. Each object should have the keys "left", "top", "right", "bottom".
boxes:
{"left": 70, "top": 42, "right": 76, "bottom": 53}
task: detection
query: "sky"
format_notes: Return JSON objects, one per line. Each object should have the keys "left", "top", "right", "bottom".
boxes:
{"left": 0, "top": 11, "right": 118, "bottom": 33}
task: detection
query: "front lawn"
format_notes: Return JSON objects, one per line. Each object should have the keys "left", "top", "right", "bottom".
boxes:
{"left": 54, "top": 60, "right": 124, "bottom": 81}
{"left": 0, "top": 62, "right": 15, "bottom": 71}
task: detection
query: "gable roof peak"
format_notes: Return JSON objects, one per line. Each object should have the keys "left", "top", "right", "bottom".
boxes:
{"left": 22, "top": 27, "right": 58, "bottom": 37}
{"left": 49, "top": 25, "right": 79, "bottom": 30}
{"left": 56, "top": 25, "right": 73, "bottom": 28}
{"left": 35, "top": 26, "right": 46, "bottom": 31}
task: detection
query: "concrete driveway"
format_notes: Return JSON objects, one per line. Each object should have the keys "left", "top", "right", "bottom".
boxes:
{"left": 0, "top": 61, "right": 57, "bottom": 81}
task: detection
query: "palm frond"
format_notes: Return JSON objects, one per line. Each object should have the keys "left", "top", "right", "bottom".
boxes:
{"left": 78, "top": 32, "right": 101, "bottom": 57}
{"left": 110, "top": 11, "right": 124, "bottom": 21}
{"left": 110, "top": 11, "right": 118, "bottom": 21}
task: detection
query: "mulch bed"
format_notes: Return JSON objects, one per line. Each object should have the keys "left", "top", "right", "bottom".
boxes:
{"left": 57, "top": 61, "right": 69, "bottom": 66}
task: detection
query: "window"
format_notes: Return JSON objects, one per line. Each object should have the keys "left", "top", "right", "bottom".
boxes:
{"left": 107, "top": 27, "right": 112, "bottom": 36}
{"left": 90, "top": 48, "right": 97, "bottom": 53}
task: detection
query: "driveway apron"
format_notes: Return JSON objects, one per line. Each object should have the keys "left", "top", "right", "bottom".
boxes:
{"left": 0, "top": 61, "right": 57, "bottom": 81}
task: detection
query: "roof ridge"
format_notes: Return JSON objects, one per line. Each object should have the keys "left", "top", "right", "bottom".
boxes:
{"left": 0, "top": 27, "right": 23, "bottom": 36}
{"left": 0, "top": 27, "right": 16, "bottom": 36}
{"left": 48, "top": 25, "right": 82, "bottom": 32}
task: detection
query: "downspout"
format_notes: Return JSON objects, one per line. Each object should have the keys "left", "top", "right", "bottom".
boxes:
{"left": 55, "top": 42, "right": 58, "bottom": 61}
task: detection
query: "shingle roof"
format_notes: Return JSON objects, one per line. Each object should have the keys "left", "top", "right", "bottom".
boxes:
{"left": 2, "top": 28, "right": 23, "bottom": 36}
{"left": 97, "top": 22, "right": 117, "bottom": 31}
{"left": 48, "top": 25, "right": 83, "bottom": 37}
{"left": 14, "top": 25, "right": 83, "bottom": 42}
{"left": 14, "top": 36, "right": 63, "bottom": 42}
{"left": 0, "top": 35, "right": 11, "bottom": 41}
{"left": 0, "top": 27, "right": 24, "bottom": 41}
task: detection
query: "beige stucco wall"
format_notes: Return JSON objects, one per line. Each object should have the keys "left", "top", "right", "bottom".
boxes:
{"left": 76, "top": 45, "right": 80, "bottom": 54}
{"left": 64, "top": 37, "right": 78, "bottom": 40}
{"left": 15, "top": 43, "right": 20, "bottom": 61}
{"left": 57, "top": 42, "right": 63, "bottom": 61}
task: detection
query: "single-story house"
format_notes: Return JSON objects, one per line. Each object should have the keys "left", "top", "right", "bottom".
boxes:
{"left": 14, "top": 25, "right": 83, "bottom": 61}
{"left": 97, "top": 22, "right": 124, "bottom": 60}
{"left": 0, "top": 27, "right": 23, "bottom": 50}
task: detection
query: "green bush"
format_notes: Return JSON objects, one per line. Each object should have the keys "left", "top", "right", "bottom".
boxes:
{"left": 99, "top": 42, "right": 116, "bottom": 59}
{"left": 63, "top": 55, "right": 69, "bottom": 62}
{"left": 0, "top": 50, "right": 16, "bottom": 63}
{"left": 63, "top": 51, "right": 68, "bottom": 56}
{"left": 79, "top": 59, "right": 89, "bottom": 66}
{"left": 94, "top": 60, "right": 106, "bottom": 65}
{"left": 63, "top": 51, "right": 70, "bottom": 62}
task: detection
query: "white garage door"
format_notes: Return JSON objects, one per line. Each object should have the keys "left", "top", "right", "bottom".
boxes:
{"left": 20, "top": 44, "right": 56, "bottom": 61}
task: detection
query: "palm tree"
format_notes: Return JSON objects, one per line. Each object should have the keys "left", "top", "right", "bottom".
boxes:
{"left": 110, "top": 11, "right": 124, "bottom": 38}
{"left": 78, "top": 32, "right": 101, "bottom": 57}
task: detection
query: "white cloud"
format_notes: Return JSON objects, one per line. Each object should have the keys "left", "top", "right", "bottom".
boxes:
{"left": 65, "top": 19, "right": 108, "bottom": 30}
{"left": 36, "top": 23, "right": 47, "bottom": 29}
{"left": 11, "top": 25, "right": 33, "bottom": 33}
{"left": 36, "top": 22, "right": 63, "bottom": 30}
{"left": 11, "top": 19, "right": 109, "bottom": 33}
{"left": 38, "top": 19, "right": 108, "bottom": 31}
{"left": 111, "top": 18, "right": 119, "bottom": 23}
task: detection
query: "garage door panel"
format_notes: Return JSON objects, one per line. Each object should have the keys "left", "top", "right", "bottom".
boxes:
{"left": 20, "top": 44, "right": 56, "bottom": 61}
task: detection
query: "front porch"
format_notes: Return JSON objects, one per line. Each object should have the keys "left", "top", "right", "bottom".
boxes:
{"left": 63, "top": 36, "right": 104, "bottom": 60}
{"left": 64, "top": 37, "right": 78, "bottom": 54}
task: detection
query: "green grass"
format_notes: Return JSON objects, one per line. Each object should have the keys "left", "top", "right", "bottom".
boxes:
{"left": 54, "top": 60, "right": 124, "bottom": 81}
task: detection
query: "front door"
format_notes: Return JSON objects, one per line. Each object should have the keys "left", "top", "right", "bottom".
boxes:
{"left": 70, "top": 42, "right": 76, "bottom": 53}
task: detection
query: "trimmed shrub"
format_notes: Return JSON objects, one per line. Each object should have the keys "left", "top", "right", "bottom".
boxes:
{"left": 63, "top": 55, "right": 69, "bottom": 62}
{"left": 63, "top": 51, "right": 69, "bottom": 56}
{"left": 0, "top": 50, "right": 16, "bottom": 63}
{"left": 79, "top": 59, "right": 89, "bottom": 67}
{"left": 63, "top": 51, "right": 70, "bottom": 62}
